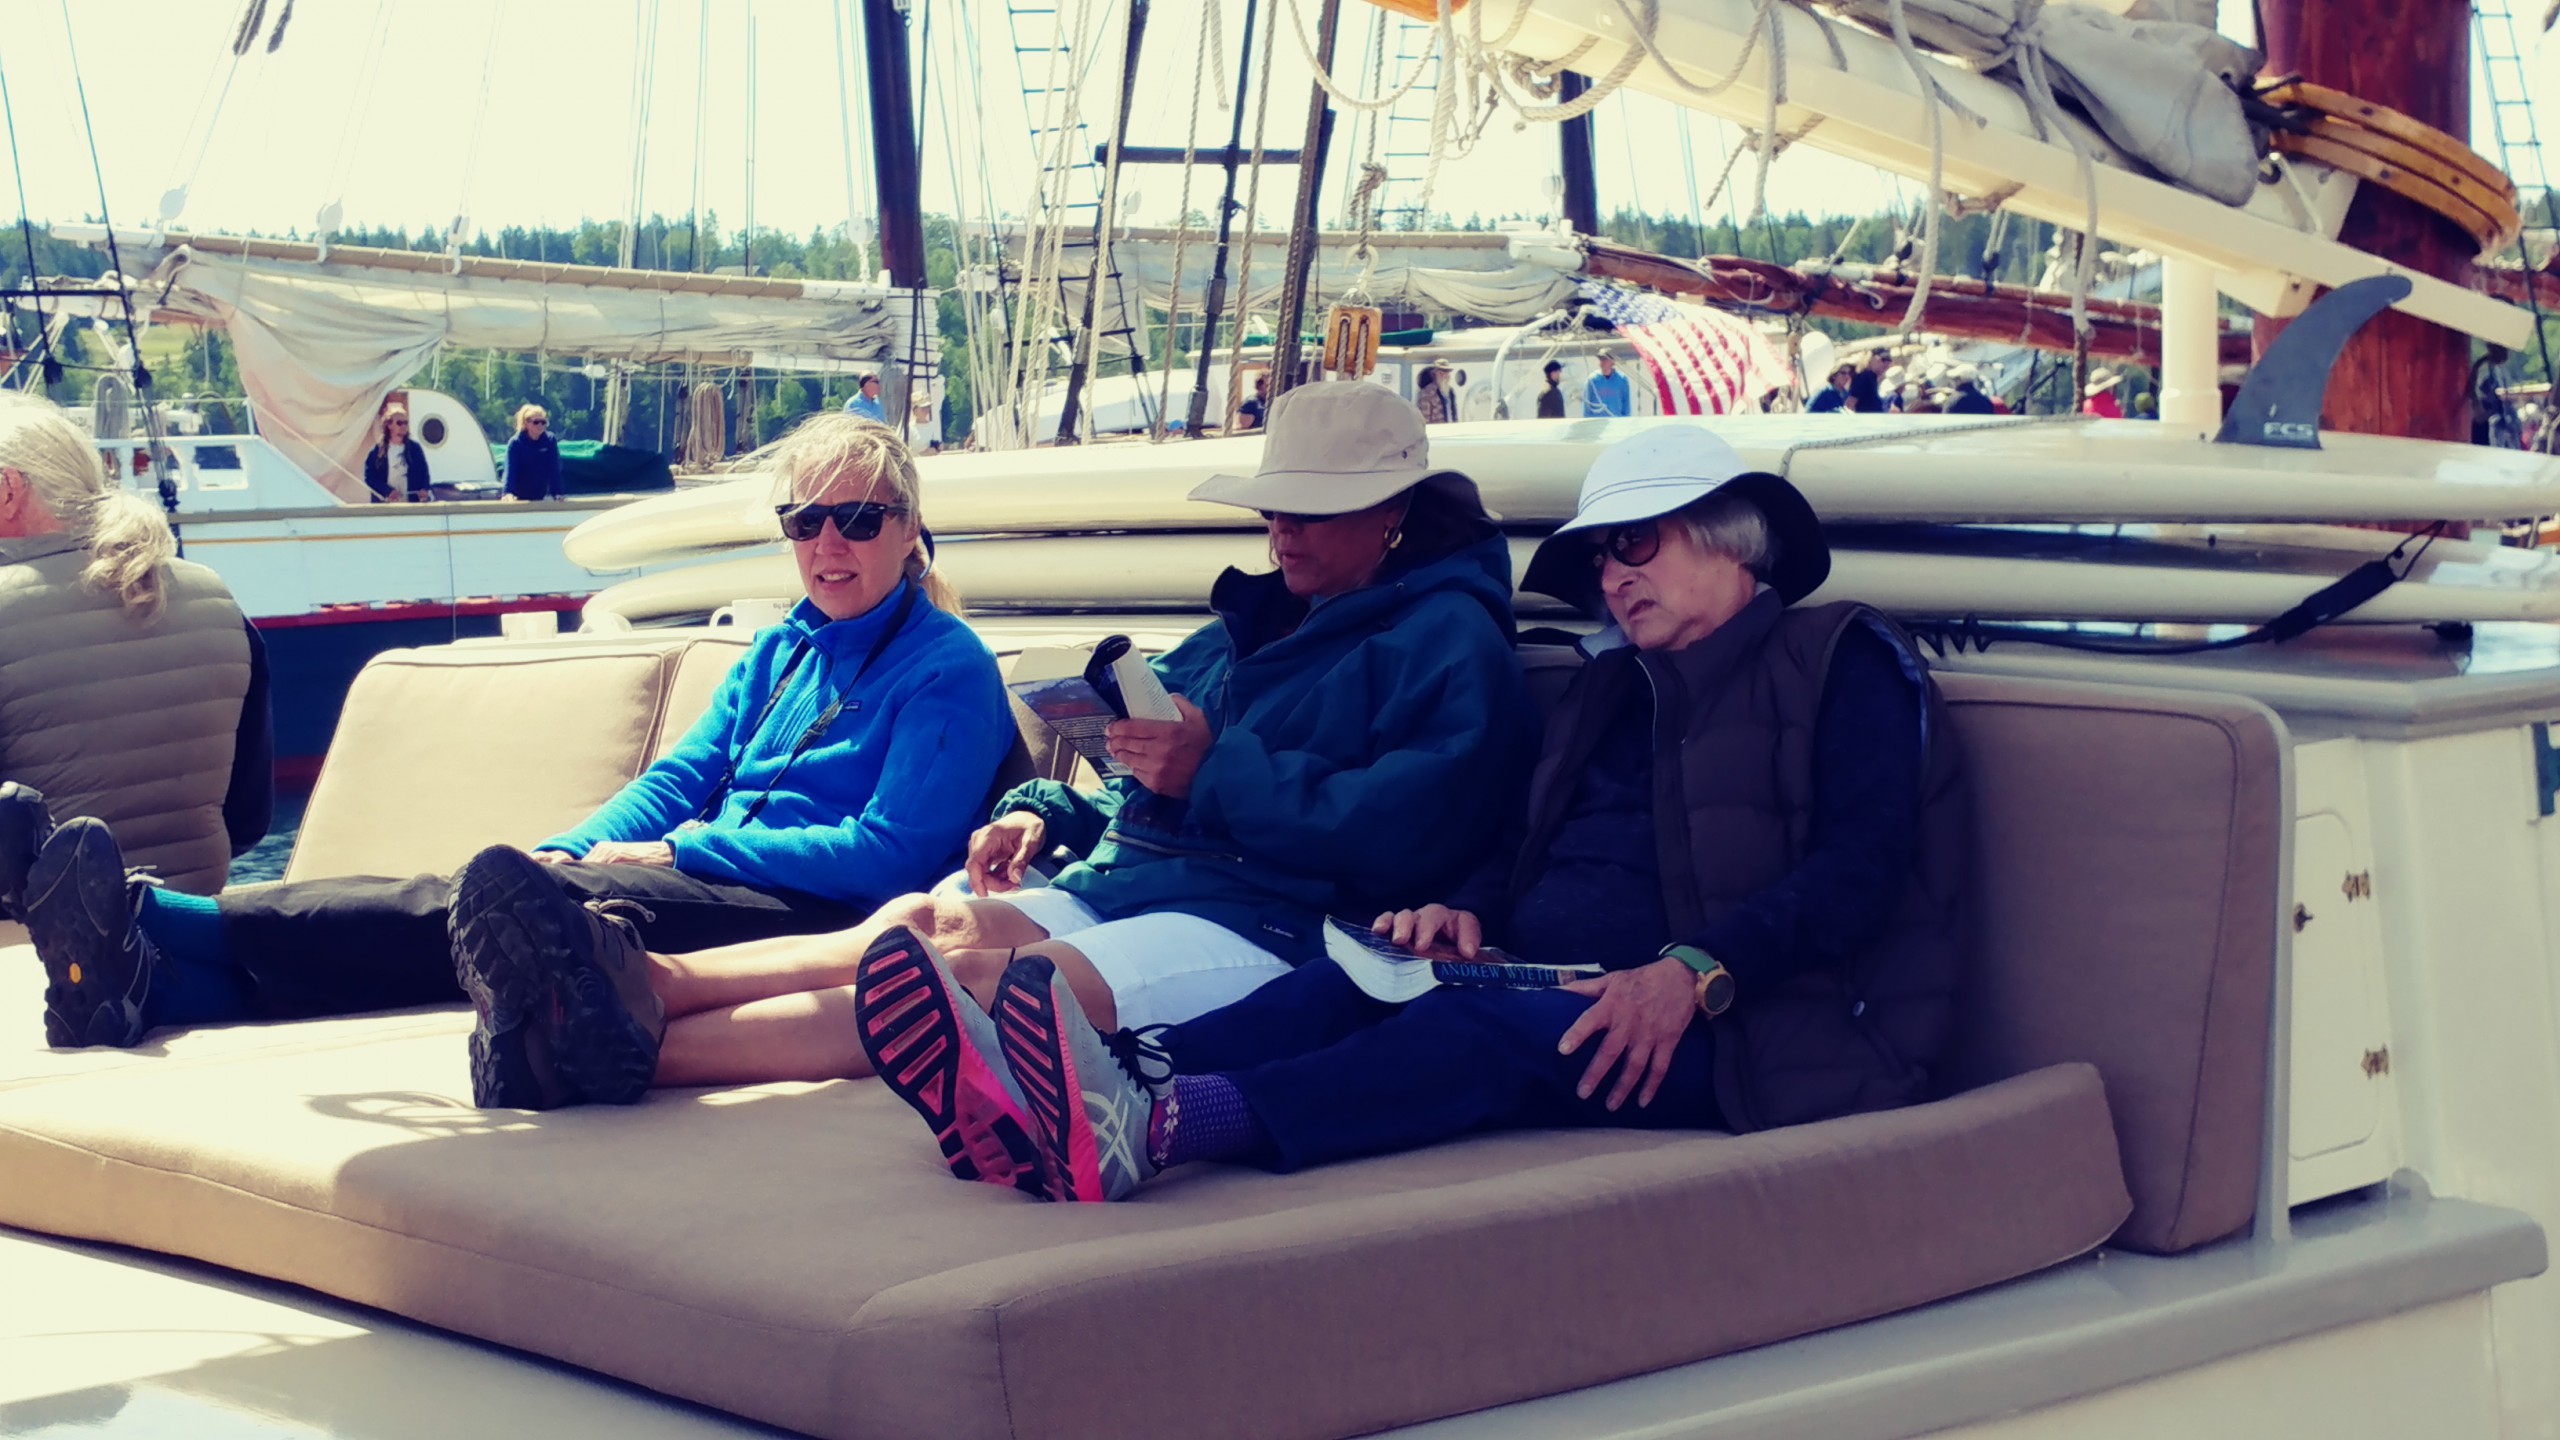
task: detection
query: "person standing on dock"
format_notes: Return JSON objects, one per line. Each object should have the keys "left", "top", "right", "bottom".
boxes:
{"left": 2081, "top": 369, "right": 2125, "bottom": 419}
{"left": 1583, "top": 353, "right": 1632, "bottom": 418}
{"left": 1417, "top": 359, "right": 1456, "bottom": 425}
{"left": 363, "top": 408, "right": 431, "bottom": 502}
{"left": 1537, "top": 361, "right": 1569, "bottom": 418}
{"left": 844, "top": 374, "right": 888, "bottom": 424}
{"left": 1808, "top": 363, "right": 1855, "bottom": 413}
{"left": 0, "top": 392, "right": 270, "bottom": 914}
{"left": 503, "top": 405, "right": 564, "bottom": 501}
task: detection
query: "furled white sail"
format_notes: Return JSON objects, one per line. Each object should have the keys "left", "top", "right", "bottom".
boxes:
{"left": 1022, "top": 228, "right": 1582, "bottom": 330}
{"left": 135, "top": 235, "right": 934, "bottom": 502}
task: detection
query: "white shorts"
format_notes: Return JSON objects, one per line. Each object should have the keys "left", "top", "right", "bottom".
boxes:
{"left": 988, "top": 885, "right": 1293, "bottom": 1031}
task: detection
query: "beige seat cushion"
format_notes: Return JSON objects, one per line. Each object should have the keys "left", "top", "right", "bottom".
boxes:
{"left": 0, "top": 1002, "right": 2127, "bottom": 1440}
{"left": 1938, "top": 674, "right": 2284, "bottom": 1255}
{"left": 288, "top": 641, "right": 706, "bottom": 884}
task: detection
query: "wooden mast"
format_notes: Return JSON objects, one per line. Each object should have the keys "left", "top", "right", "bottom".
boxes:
{"left": 2256, "top": 0, "right": 2472, "bottom": 443}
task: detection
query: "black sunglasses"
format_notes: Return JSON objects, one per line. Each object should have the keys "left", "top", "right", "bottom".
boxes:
{"left": 777, "top": 500, "right": 908, "bottom": 543}
{"left": 1591, "top": 518, "right": 1663, "bottom": 570}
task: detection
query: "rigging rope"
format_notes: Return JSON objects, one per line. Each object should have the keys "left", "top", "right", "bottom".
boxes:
{"left": 1152, "top": 0, "right": 1219, "bottom": 442}
{"left": 0, "top": 50, "right": 53, "bottom": 384}
{"left": 58, "top": 0, "right": 177, "bottom": 535}
{"left": 1221, "top": 0, "right": 1286, "bottom": 430}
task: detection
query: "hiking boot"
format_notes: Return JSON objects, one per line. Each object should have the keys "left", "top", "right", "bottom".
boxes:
{"left": 448, "top": 845, "right": 666, "bottom": 1110}
{"left": 23, "top": 818, "right": 156, "bottom": 1049}
{"left": 854, "top": 925, "right": 1045, "bottom": 1195}
{"left": 992, "top": 954, "right": 1159, "bottom": 1203}
{"left": 0, "top": 783, "right": 53, "bottom": 922}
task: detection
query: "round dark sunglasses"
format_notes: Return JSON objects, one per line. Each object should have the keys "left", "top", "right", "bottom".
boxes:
{"left": 1591, "top": 518, "right": 1662, "bottom": 570}
{"left": 776, "top": 500, "right": 908, "bottom": 543}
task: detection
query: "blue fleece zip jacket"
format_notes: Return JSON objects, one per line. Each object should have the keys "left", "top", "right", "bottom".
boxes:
{"left": 541, "top": 582, "right": 1012, "bottom": 905}
{"left": 995, "top": 532, "right": 1538, "bottom": 961}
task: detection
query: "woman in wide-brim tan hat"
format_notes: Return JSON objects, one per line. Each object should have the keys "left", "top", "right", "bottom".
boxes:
{"left": 840, "top": 380, "right": 1552, "bottom": 1199}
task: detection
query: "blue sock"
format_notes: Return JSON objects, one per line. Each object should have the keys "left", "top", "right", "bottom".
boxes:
{"left": 1150, "top": 1073, "right": 1270, "bottom": 1169}
{"left": 134, "top": 888, "right": 255, "bottom": 1028}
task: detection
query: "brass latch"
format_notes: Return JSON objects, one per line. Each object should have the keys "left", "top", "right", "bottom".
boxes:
{"left": 2362, "top": 1047, "right": 2391, "bottom": 1077}
{"left": 2341, "top": 871, "right": 2373, "bottom": 901}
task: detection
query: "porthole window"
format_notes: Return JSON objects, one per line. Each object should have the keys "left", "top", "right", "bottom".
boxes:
{"left": 420, "top": 415, "right": 448, "bottom": 446}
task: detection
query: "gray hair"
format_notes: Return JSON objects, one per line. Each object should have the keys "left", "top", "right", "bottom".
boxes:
{"left": 0, "top": 390, "right": 178, "bottom": 620}
{"left": 1671, "top": 489, "right": 1775, "bottom": 580}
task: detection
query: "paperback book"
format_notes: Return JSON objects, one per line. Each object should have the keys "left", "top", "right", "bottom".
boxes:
{"left": 1322, "top": 918, "right": 1602, "bottom": 1004}
{"left": 1006, "top": 635, "right": 1180, "bottom": 780}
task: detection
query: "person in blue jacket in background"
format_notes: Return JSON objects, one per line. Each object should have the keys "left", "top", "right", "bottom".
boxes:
{"left": 23, "top": 414, "right": 1016, "bottom": 1114}
{"left": 501, "top": 403, "right": 565, "bottom": 500}
{"left": 502, "top": 382, "right": 1536, "bottom": 1175}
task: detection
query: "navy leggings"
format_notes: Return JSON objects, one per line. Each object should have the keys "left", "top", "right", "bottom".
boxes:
{"left": 1158, "top": 959, "right": 1722, "bottom": 1172}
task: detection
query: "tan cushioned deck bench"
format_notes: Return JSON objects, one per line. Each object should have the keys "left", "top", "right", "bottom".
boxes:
{"left": 0, "top": 637, "right": 2286, "bottom": 1440}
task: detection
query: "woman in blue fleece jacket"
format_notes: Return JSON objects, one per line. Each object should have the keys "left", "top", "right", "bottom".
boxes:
{"left": 23, "top": 415, "right": 1015, "bottom": 1103}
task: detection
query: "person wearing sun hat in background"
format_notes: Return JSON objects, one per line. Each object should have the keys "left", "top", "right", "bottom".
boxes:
{"left": 2081, "top": 367, "right": 2126, "bottom": 418}
{"left": 867, "top": 425, "right": 1974, "bottom": 1202}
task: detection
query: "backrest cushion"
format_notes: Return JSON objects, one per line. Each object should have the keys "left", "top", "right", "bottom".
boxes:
{"left": 651, "top": 634, "right": 755, "bottom": 761}
{"left": 289, "top": 641, "right": 691, "bottom": 884}
{"left": 1936, "top": 672, "right": 2282, "bottom": 1254}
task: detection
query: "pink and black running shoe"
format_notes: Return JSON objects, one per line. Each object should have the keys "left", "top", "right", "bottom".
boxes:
{"left": 854, "top": 925, "right": 1046, "bottom": 1196}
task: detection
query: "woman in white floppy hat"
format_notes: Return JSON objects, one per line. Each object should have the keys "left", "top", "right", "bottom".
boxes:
{"left": 899, "top": 425, "right": 1974, "bottom": 1204}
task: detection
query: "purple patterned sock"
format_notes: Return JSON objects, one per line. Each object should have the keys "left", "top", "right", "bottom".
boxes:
{"left": 1149, "top": 1074, "right": 1268, "bottom": 1169}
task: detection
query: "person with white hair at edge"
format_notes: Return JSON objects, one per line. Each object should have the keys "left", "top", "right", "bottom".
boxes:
{"left": 0, "top": 390, "right": 270, "bottom": 929}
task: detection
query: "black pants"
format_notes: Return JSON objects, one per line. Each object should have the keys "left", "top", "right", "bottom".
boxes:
{"left": 1160, "top": 960, "right": 1721, "bottom": 1172}
{"left": 215, "top": 864, "right": 868, "bottom": 1021}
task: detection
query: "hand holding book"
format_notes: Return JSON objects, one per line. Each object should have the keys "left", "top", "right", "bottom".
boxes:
{"left": 1103, "top": 695, "right": 1213, "bottom": 798}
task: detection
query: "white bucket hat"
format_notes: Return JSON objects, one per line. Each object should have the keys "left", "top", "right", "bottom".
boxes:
{"left": 1189, "top": 380, "right": 1487, "bottom": 516}
{"left": 1521, "top": 426, "right": 1830, "bottom": 614}
{"left": 2084, "top": 367, "right": 2124, "bottom": 396}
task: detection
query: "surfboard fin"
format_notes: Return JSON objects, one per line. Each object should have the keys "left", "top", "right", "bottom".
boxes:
{"left": 2213, "top": 274, "right": 2415, "bottom": 450}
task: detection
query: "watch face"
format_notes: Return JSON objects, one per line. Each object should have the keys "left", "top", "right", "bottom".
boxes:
{"left": 1699, "top": 969, "right": 1736, "bottom": 1016}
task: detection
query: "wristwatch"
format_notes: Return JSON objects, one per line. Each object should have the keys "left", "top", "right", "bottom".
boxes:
{"left": 1660, "top": 943, "right": 1735, "bottom": 1018}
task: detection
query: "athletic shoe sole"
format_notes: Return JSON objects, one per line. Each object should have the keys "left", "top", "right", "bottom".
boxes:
{"left": 853, "top": 927, "right": 1045, "bottom": 1195}
{"left": 992, "top": 956, "right": 1130, "bottom": 1203}
{"left": 449, "top": 846, "right": 659, "bottom": 1109}
{"left": 23, "top": 819, "right": 149, "bottom": 1049}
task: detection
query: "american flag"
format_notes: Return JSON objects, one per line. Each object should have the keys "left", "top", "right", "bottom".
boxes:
{"left": 1577, "top": 283, "right": 1791, "bottom": 416}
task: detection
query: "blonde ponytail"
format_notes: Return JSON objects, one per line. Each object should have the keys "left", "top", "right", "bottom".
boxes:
{"left": 79, "top": 490, "right": 179, "bottom": 622}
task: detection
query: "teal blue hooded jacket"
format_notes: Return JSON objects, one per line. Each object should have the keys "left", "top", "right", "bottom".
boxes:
{"left": 993, "top": 531, "right": 1536, "bottom": 962}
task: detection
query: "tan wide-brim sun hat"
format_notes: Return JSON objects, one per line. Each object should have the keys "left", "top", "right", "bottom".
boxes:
{"left": 1190, "top": 380, "right": 1491, "bottom": 517}
{"left": 2084, "top": 367, "right": 2124, "bottom": 396}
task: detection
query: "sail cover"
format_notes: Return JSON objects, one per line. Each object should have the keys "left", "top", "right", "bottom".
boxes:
{"left": 1033, "top": 228, "right": 1582, "bottom": 332}
{"left": 140, "top": 238, "right": 934, "bottom": 501}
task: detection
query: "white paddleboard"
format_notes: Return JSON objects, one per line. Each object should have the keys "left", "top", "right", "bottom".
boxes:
{"left": 566, "top": 417, "right": 2560, "bottom": 573}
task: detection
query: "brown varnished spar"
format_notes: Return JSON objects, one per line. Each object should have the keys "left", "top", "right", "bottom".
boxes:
{"left": 2261, "top": 78, "right": 2517, "bottom": 204}
{"left": 2271, "top": 131, "right": 2521, "bottom": 259}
